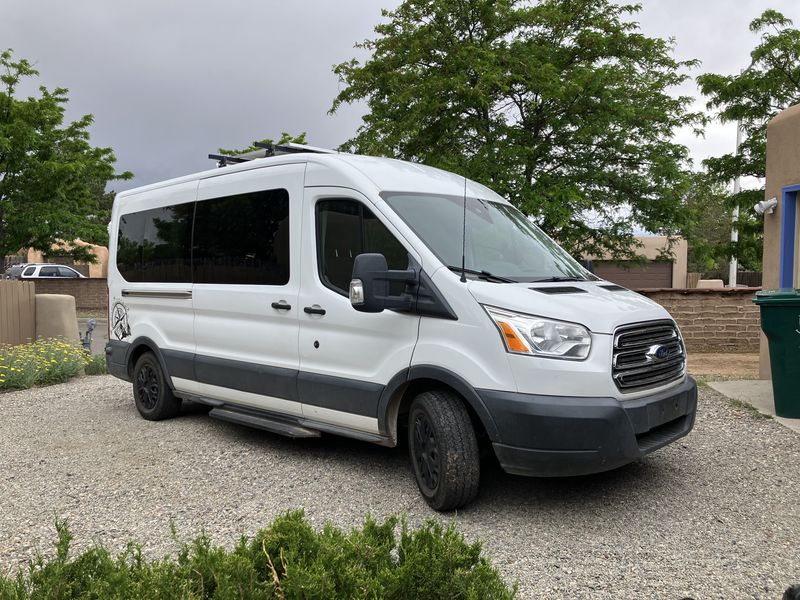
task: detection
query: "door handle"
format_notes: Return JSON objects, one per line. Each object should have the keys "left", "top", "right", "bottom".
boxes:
{"left": 303, "top": 305, "right": 326, "bottom": 316}
{"left": 271, "top": 301, "right": 292, "bottom": 311}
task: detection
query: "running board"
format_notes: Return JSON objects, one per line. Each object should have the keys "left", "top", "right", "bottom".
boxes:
{"left": 209, "top": 408, "right": 321, "bottom": 438}
{"left": 299, "top": 420, "right": 391, "bottom": 446}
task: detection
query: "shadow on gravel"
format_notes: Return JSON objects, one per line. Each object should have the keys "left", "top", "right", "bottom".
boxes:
{"left": 177, "top": 401, "right": 679, "bottom": 516}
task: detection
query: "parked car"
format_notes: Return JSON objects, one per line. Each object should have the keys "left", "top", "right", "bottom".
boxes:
{"left": 20, "top": 264, "right": 87, "bottom": 279}
{"left": 106, "top": 147, "right": 697, "bottom": 510}
{"left": 2, "top": 264, "right": 27, "bottom": 280}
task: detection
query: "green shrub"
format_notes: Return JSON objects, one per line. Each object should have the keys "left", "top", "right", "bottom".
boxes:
{"left": 0, "top": 339, "right": 90, "bottom": 391}
{"left": 0, "top": 512, "right": 515, "bottom": 599}
{"left": 84, "top": 353, "right": 107, "bottom": 376}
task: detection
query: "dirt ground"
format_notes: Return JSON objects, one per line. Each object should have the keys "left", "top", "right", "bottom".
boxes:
{"left": 687, "top": 352, "right": 760, "bottom": 379}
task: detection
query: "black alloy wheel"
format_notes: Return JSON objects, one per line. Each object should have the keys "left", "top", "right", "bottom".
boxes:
{"left": 132, "top": 352, "right": 181, "bottom": 421}
{"left": 135, "top": 363, "right": 159, "bottom": 410}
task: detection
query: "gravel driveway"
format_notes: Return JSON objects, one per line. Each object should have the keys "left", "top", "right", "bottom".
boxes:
{"left": 1, "top": 376, "right": 799, "bottom": 599}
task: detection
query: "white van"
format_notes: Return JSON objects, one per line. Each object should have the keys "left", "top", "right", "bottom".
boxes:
{"left": 106, "top": 146, "right": 696, "bottom": 510}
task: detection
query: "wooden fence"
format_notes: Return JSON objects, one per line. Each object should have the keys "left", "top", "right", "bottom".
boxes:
{"left": 0, "top": 280, "right": 36, "bottom": 345}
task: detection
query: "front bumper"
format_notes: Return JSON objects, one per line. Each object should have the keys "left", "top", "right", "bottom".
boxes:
{"left": 479, "top": 377, "right": 697, "bottom": 477}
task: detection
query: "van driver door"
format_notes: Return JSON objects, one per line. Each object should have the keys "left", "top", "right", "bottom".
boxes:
{"left": 297, "top": 188, "right": 422, "bottom": 434}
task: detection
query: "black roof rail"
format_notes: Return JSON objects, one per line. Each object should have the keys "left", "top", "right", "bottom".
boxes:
{"left": 207, "top": 153, "right": 250, "bottom": 167}
{"left": 209, "top": 142, "right": 337, "bottom": 168}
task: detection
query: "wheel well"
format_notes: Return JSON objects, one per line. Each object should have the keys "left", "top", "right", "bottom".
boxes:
{"left": 389, "top": 378, "right": 489, "bottom": 446}
{"left": 127, "top": 343, "right": 154, "bottom": 379}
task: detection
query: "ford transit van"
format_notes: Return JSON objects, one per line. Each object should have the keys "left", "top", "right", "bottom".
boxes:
{"left": 106, "top": 146, "right": 697, "bottom": 510}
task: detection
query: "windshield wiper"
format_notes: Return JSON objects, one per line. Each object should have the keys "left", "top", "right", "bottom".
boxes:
{"left": 447, "top": 266, "right": 517, "bottom": 283}
{"left": 530, "top": 276, "right": 586, "bottom": 283}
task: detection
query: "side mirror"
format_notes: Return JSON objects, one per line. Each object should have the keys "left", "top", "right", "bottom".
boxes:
{"left": 350, "top": 253, "right": 415, "bottom": 313}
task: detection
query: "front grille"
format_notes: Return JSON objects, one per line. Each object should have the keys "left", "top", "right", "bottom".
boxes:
{"left": 612, "top": 320, "right": 685, "bottom": 392}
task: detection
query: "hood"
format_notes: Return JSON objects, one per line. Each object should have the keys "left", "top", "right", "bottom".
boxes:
{"left": 467, "top": 280, "right": 671, "bottom": 334}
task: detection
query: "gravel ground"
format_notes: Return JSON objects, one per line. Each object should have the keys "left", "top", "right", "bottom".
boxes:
{"left": 1, "top": 376, "right": 799, "bottom": 599}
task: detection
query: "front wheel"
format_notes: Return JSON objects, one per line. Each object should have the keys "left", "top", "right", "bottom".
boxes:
{"left": 408, "top": 390, "right": 480, "bottom": 511}
{"left": 132, "top": 352, "right": 181, "bottom": 421}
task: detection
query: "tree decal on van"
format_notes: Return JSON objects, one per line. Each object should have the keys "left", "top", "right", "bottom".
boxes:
{"left": 111, "top": 302, "right": 131, "bottom": 340}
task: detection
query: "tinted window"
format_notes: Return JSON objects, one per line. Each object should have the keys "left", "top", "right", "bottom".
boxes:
{"left": 193, "top": 189, "right": 290, "bottom": 285}
{"left": 317, "top": 199, "right": 408, "bottom": 294}
{"left": 22, "top": 266, "right": 35, "bottom": 276}
{"left": 57, "top": 267, "right": 78, "bottom": 277}
{"left": 39, "top": 267, "right": 58, "bottom": 277}
{"left": 116, "top": 204, "right": 193, "bottom": 283}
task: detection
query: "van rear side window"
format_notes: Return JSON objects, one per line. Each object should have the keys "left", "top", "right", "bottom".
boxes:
{"left": 116, "top": 188, "right": 290, "bottom": 285}
{"left": 117, "top": 204, "right": 193, "bottom": 283}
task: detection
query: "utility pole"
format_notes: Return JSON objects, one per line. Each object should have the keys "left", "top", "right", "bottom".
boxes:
{"left": 729, "top": 121, "right": 742, "bottom": 288}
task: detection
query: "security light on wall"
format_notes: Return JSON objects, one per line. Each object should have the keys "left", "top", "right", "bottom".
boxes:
{"left": 754, "top": 197, "right": 778, "bottom": 215}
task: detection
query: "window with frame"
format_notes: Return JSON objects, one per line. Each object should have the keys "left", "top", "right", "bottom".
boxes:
{"left": 57, "top": 266, "right": 79, "bottom": 278}
{"left": 116, "top": 203, "right": 193, "bottom": 283}
{"left": 316, "top": 199, "right": 409, "bottom": 295}
{"left": 192, "top": 188, "right": 290, "bottom": 285}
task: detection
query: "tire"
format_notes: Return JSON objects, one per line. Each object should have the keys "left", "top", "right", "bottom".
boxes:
{"left": 132, "top": 352, "right": 181, "bottom": 421}
{"left": 408, "top": 390, "right": 480, "bottom": 511}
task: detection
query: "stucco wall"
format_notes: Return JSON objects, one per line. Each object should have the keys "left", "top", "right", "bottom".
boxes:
{"left": 761, "top": 103, "right": 800, "bottom": 377}
{"left": 24, "top": 240, "right": 109, "bottom": 278}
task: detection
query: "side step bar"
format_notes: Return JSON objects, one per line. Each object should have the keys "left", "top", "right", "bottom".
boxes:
{"left": 209, "top": 407, "right": 321, "bottom": 438}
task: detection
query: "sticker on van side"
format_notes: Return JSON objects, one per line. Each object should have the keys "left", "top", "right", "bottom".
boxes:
{"left": 111, "top": 301, "right": 131, "bottom": 340}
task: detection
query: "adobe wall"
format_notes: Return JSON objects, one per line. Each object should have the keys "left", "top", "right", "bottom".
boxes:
{"left": 638, "top": 288, "right": 761, "bottom": 353}
{"left": 32, "top": 278, "right": 107, "bottom": 312}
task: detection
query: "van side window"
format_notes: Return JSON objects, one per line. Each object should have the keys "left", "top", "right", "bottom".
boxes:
{"left": 117, "top": 204, "right": 193, "bottom": 283}
{"left": 193, "top": 189, "right": 290, "bottom": 285}
{"left": 22, "top": 266, "right": 35, "bottom": 276}
{"left": 316, "top": 199, "right": 408, "bottom": 295}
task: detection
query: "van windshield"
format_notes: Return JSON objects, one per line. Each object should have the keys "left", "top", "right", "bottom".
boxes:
{"left": 381, "top": 192, "right": 593, "bottom": 283}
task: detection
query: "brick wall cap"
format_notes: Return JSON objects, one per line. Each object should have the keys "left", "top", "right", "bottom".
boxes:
{"left": 635, "top": 287, "right": 762, "bottom": 295}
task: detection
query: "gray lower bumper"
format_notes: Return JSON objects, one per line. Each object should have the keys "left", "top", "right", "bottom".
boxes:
{"left": 479, "top": 377, "right": 698, "bottom": 477}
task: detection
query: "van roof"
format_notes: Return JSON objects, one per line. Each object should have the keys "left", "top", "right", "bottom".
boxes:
{"left": 115, "top": 153, "right": 508, "bottom": 204}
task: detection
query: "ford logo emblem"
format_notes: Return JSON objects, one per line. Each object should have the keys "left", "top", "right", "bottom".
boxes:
{"left": 646, "top": 344, "right": 670, "bottom": 361}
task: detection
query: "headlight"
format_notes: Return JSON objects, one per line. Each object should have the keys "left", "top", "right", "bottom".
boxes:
{"left": 484, "top": 306, "right": 591, "bottom": 360}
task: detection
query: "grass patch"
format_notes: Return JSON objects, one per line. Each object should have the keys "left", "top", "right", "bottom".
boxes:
{"left": 727, "top": 397, "right": 772, "bottom": 420}
{"left": 84, "top": 353, "right": 107, "bottom": 376}
{"left": 0, "top": 512, "right": 516, "bottom": 599}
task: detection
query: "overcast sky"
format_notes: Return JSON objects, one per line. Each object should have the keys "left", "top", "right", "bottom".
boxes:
{"left": 2, "top": 0, "right": 799, "bottom": 192}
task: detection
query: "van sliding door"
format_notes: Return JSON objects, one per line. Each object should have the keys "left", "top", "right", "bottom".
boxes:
{"left": 184, "top": 164, "right": 304, "bottom": 414}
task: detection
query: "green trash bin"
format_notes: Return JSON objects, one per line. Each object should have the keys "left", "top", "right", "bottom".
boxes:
{"left": 753, "top": 288, "right": 800, "bottom": 418}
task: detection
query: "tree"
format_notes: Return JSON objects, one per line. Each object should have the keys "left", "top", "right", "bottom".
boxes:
{"left": 697, "top": 10, "right": 800, "bottom": 271}
{"left": 330, "top": 0, "right": 702, "bottom": 259}
{"left": 0, "top": 49, "right": 132, "bottom": 262}
{"left": 682, "top": 172, "right": 757, "bottom": 274}
{"left": 218, "top": 132, "right": 307, "bottom": 156}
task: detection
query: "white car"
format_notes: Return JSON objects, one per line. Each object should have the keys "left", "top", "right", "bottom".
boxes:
{"left": 20, "top": 264, "right": 87, "bottom": 279}
{"left": 105, "top": 145, "right": 697, "bottom": 510}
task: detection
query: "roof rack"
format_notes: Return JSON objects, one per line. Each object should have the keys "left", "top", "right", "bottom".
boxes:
{"left": 208, "top": 142, "right": 338, "bottom": 168}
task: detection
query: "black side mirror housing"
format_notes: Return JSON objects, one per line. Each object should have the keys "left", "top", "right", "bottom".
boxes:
{"left": 350, "top": 253, "right": 415, "bottom": 313}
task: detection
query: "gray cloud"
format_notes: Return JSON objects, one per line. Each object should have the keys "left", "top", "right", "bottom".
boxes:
{"left": 2, "top": 0, "right": 798, "bottom": 191}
